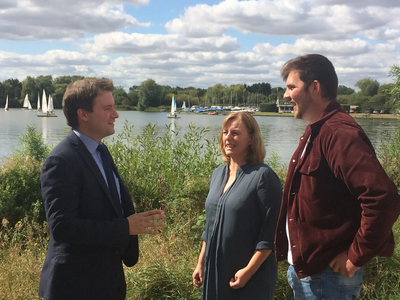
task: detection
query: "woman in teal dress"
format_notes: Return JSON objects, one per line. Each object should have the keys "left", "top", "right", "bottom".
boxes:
{"left": 192, "top": 112, "right": 282, "bottom": 300}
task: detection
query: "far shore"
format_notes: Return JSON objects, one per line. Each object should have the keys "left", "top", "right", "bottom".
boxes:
{"left": 114, "top": 105, "right": 400, "bottom": 120}
{"left": 180, "top": 111, "right": 400, "bottom": 120}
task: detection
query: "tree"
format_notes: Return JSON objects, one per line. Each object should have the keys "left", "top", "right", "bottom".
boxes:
{"left": 128, "top": 85, "right": 140, "bottom": 107}
{"left": 113, "top": 86, "right": 131, "bottom": 106}
{"left": 21, "top": 76, "right": 38, "bottom": 107}
{"left": 1, "top": 78, "right": 22, "bottom": 108}
{"left": 246, "top": 82, "right": 271, "bottom": 96}
{"left": 138, "top": 79, "right": 162, "bottom": 111}
{"left": 53, "top": 83, "right": 69, "bottom": 109}
{"left": 354, "top": 78, "right": 380, "bottom": 97}
{"left": 369, "top": 94, "right": 390, "bottom": 111}
{"left": 53, "top": 75, "right": 84, "bottom": 85}
{"left": 52, "top": 76, "right": 85, "bottom": 109}
{"left": 268, "top": 87, "right": 285, "bottom": 103}
{"left": 389, "top": 65, "right": 400, "bottom": 112}
{"left": 205, "top": 84, "right": 226, "bottom": 106}
{"left": 378, "top": 83, "right": 396, "bottom": 96}
{"left": 338, "top": 85, "right": 355, "bottom": 95}
{"left": 337, "top": 94, "right": 351, "bottom": 105}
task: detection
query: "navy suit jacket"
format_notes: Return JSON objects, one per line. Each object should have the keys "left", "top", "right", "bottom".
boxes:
{"left": 39, "top": 131, "right": 138, "bottom": 300}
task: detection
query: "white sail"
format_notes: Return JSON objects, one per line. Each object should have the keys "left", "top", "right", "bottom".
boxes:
{"left": 174, "top": 98, "right": 177, "bottom": 113}
{"left": 23, "top": 94, "right": 29, "bottom": 108}
{"left": 170, "top": 95, "right": 175, "bottom": 115}
{"left": 37, "top": 94, "right": 41, "bottom": 111}
{"left": 4, "top": 95, "right": 9, "bottom": 111}
{"left": 41, "top": 89, "right": 48, "bottom": 113}
{"left": 23, "top": 94, "right": 32, "bottom": 110}
{"left": 182, "top": 101, "right": 186, "bottom": 110}
{"left": 48, "top": 95, "right": 54, "bottom": 112}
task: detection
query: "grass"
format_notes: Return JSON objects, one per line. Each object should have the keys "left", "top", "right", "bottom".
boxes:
{"left": 1, "top": 124, "right": 400, "bottom": 299}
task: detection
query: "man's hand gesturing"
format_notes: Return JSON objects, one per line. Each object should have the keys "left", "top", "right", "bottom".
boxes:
{"left": 127, "top": 209, "right": 165, "bottom": 235}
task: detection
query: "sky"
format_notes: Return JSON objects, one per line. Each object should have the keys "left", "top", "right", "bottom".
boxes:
{"left": 0, "top": 0, "right": 399, "bottom": 90}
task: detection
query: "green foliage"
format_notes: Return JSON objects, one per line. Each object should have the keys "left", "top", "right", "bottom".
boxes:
{"left": 338, "top": 84, "right": 355, "bottom": 95}
{"left": 370, "top": 94, "right": 390, "bottom": 111}
{"left": 126, "top": 261, "right": 201, "bottom": 300}
{"left": 0, "top": 78, "right": 22, "bottom": 108}
{"left": 378, "top": 83, "right": 396, "bottom": 96}
{"left": 35, "top": 75, "right": 54, "bottom": 97}
{"left": 0, "top": 126, "right": 50, "bottom": 225}
{"left": 379, "top": 129, "right": 400, "bottom": 191}
{"left": 268, "top": 87, "right": 285, "bottom": 103}
{"left": 360, "top": 217, "right": 400, "bottom": 299}
{"left": 355, "top": 78, "right": 380, "bottom": 97}
{"left": 108, "top": 122, "right": 221, "bottom": 215}
{"left": 138, "top": 79, "right": 163, "bottom": 111}
{"left": 341, "top": 104, "right": 350, "bottom": 112}
{"left": 0, "top": 156, "right": 44, "bottom": 225}
{"left": 2, "top": 122, "right": 400, "bottom": 300}
{"left": 21, "top": 76, "right": 38, "bottom": 108}
{"left": 18, "top": 126, "right": 50, "bottom": 161}
{"left": 265, "top": 151, "right": 287, "bottom": 186}
{"left": 260, "top": 103, "right": 277, "bottom": 112}
{"left": 246, "top": 82, "right": 271, "bottom": 96}
{"left": 343, "top": 92, "right": 370, "bottom": 110}
{"left": 113, "top": 86, "right": 131, "bottom": 106}
{"left": 389, "top": 65, "right": 400, "bottom": 112}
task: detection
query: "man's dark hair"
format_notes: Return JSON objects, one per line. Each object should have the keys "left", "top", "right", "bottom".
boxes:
{"left": 62, "top": 78, "right": 114, "bottom": 128}
{"left": 281, "top": 54, "right": 338, "bottom": 100}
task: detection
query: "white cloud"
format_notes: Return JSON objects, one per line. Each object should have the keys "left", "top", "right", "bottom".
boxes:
{"left": 81, "top": 32, "right": 240, "bottom": 53}
{"left": 0, "top": 50, "right": 109, "bottom": 67}
{"left": 165, "top": 0, "right": 400, "bottom": 42}
{"left": 0, "top": 0, "right": 399, "bottom": 90}
{"left": 0, "top": 0, "right": 149, "bottom": 40}
{"left": 312, "top": 0, "right": 399, "bottom": 8}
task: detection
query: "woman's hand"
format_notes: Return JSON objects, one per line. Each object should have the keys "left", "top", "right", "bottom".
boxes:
{"left": 192, "top": 263, "right": 204, "bottom": 287}
{"left": 230, "top": 249, "right": 272, "bottom": 289}
{"left": 193, "top": 241, "right": 206, "bottom": 287}
{"left": 229, "top": 267, "right": 252, "bottom": 289}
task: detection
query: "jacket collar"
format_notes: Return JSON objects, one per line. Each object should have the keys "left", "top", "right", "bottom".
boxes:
{"left": 309, "top": 100, "right": 344, "bottom": 133}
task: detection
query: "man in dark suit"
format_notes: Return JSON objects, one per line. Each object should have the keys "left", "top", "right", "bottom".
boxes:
{"left": 38, "top": 78, "right": 165, "bottom": 300}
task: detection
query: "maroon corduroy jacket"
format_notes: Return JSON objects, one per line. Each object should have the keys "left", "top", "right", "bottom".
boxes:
{"left": 275, "top": 100, "right": 400, "bottom": 278}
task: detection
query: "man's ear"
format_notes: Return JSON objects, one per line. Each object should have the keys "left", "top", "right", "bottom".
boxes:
{"left": 311, "top": 80, "right": 321, "bottom": 96}
{"left": 77, "top": 108, "right": 89, "bottom": 122}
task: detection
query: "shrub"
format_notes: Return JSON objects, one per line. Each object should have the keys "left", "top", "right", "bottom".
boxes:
{"left": 0, "top": 125, "right": 50, "bottom": 225}
{"left": 379, "top": 129, "right": 400, "bottom": 192}
{"left": 260, "top": 103, "right": 277, "bottom": 112}
{"left": 108, "top": 122, "right": 221, "bottom": 221}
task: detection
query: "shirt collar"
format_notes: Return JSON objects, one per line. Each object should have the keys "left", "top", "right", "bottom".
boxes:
{"left": 72, "top": 129, "right": 101, "bottom": 154}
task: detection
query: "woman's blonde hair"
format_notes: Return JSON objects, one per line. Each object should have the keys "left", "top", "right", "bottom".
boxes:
{"left": 218, "top": 112, "right": 266, "bottom": 164}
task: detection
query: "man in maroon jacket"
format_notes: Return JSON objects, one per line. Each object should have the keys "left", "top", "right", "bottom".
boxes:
{"left": 275, "top": 54, "right": 400, "bottom": 299}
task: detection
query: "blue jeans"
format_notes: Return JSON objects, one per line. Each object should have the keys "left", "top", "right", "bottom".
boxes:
{"left": 287, "top": 265, "right": 363, "bottom": 300}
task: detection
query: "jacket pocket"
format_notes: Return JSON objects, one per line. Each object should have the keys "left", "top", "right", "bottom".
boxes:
{"left": 299, "top": 158, "right": 320, "bottom": 175}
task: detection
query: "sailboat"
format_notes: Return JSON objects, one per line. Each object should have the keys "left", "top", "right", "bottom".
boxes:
{"left": 181, "top": 101, "right": 187, "bottom": 111}
{"left": 4, "top": 95, "right": 9, "bottom": 111}
{"left": 22, "top": 94, "right": 33, "bottom": 110}
{"left": 167, "top": 95, "right": 180, "bottom": 119}
{"left": 42, "top": 89, "right": 48, "bottom": 113}
{"left": 48, "top": 95, "right": 54, "bottom": 113}
{"left": 37, "top": 90, "right": 57, "bottom": 117}
{"left": 36, "top": 94, "right": 41, "bottom": 112}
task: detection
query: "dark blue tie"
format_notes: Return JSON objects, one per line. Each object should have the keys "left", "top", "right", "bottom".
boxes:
{"left": 97, "top": 143, "right": 123, "bottom": 217}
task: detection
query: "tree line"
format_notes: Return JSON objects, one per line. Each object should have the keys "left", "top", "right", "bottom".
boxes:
{"left": 1, "top": 65, "right": 399, "bottom": 112}
{"left": 0, "top": 76, "right": 275, "bottom": 111}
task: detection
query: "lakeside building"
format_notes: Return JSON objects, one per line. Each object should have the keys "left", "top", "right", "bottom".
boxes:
{"left": 276, "top": 99, "right": 293, "bottom": 113}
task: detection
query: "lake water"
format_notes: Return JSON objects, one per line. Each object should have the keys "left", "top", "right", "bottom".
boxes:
{"left": 1, "top": 109, "right": 400, "bottom": 164}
